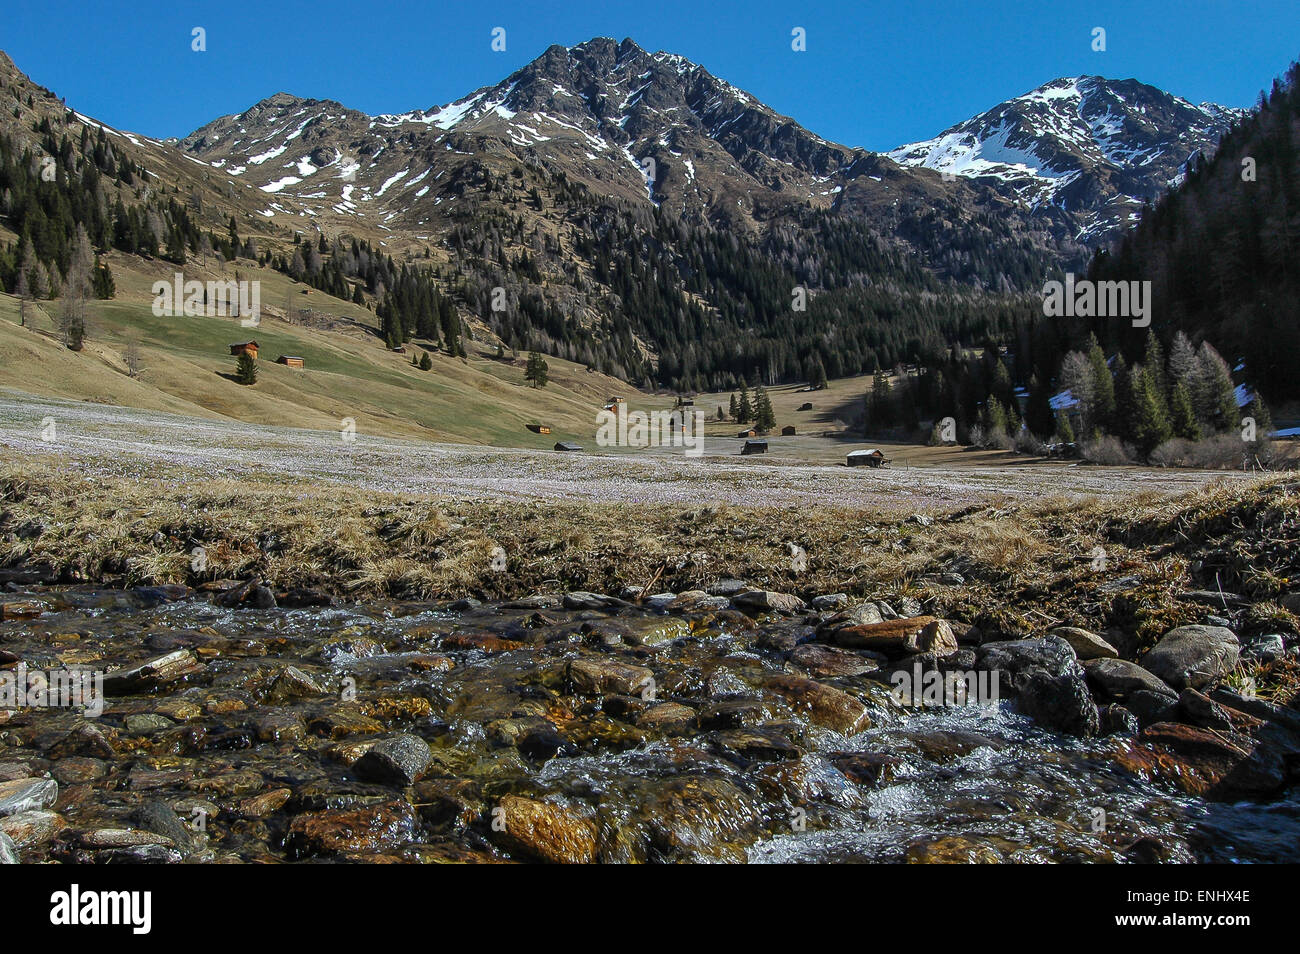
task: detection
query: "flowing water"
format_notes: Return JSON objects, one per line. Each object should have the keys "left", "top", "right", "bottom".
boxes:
{"left": 2, "top": 584, "right": 1297, "bottom": 863}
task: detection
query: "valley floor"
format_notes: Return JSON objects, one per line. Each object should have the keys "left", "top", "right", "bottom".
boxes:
{"left": 0, "top": 390, "right": 1254, "bottom": 511}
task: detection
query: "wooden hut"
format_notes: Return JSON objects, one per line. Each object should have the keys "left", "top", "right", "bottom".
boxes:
{"left": 276, "top": 355, "right": 305, "bottom": 369}
{"left": 741, "top": 439, "right": 768, "bottom": 455}
{"left": 847, "top": 449, "right": 890, "bottom": 468}
{"left": 526, "top": 424, "right": 552, "bottom": 435}
{"left": 798, "top": 402, "right": 814, "bottom": 411}
{"left": 736, "top": 428, "right": 757, "bottom": 438}
{"left": 229, "top": 341, "right": 259, "bottom": 359}
{"left": 554, "top": 441, "right": 583, "bottom": 452}
{"left": 781, "top": 425, "right": 796, "bottom": 436}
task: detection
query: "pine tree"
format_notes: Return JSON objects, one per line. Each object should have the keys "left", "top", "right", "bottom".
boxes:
{"left": 754, "top": 386, "right": 776, "bottom": 431}
{"left": 728, "top": 393, "right": 738, "bottom": 420}
{"left": 235, "top": 351, "right": 257, "bottom": 385}
{"left": 982, "top": 396, "right": 1009, "bottom": 439}
{"left": 92, "top": 256, "right": 114, "bottom": 299}
{"left": 738, "top": 384, "right": 753, "bottom": 424}
{"left": 1130, "top": 364, "right": 1173, "bottom": 457}
{"left": 1087, "top": 337, "right": 1115, "bottom": 432}
{"left": 1169, "top": 382, "right": 1200, "bottom": 440}
{"left": 1196, "top": 342, "right": 1239, "bottom": 434}
{"left": 525, "top": 351, "right": 549, "bottom": 388}
{"left": 419, "top": 351, "right": 432, "bottom": 371}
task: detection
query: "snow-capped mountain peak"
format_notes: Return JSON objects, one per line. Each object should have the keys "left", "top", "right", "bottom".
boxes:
{"left": 887, "top": 75, "right": 1244, "bottom": 241}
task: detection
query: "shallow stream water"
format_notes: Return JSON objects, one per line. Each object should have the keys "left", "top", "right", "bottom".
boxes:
{"left": 2, "top": 584, "right": 1296, "bottom": 863}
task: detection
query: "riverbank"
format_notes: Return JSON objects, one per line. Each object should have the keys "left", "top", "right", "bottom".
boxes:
{"left": 2, "top": 455, "right": 1299, "bottom": 863}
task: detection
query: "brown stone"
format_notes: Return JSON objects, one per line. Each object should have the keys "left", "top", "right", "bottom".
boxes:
{"left": 235, "top": 788, "right": 292, "bottom": 818}
{"left": 494, "top": 795, "right": 598, "bottom": 864}
{"left": 441, "top": 634, "right": 528, "bottom": 653}
{"left": 286, "top": 799, "right": 416, "bottom": 857}
{"left": 831, "top": 616, "right": 958, "bottom": 657}
{"left": 0, "top": 809, "right": 65, "bottom": 848}
{"left": 1, "top": 602, "right": 43, "bottom": 621}
{"left": 763, "top": 674, "right": 872, "bottom": 734}
{"left": 1115, "top": 722, "right": 1285, "bottom": 799}
{"left": 568, "top": 658, "right": 654, "bottom": 697}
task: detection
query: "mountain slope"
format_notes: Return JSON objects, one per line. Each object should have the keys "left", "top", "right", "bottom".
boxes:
{"left": 888, "top": 75, "right": 1245, "bottom": 242}
{"left": 1088, "top": 61, "right": 1300, "bottom": 403}
{"left": 0, "top": 40, "right": 1260, "bottom": 400}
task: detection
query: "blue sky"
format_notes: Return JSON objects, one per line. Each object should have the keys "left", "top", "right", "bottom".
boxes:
{"left": 2, "top": 0, "right": 1295, "bottom": 150}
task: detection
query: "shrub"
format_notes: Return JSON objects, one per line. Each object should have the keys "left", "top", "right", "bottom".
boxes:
{"left": 1081, "top": 435, "right": 1133, "bottom": 465}
{"left": 1014, "top": 430, "right": 1048, "bottom": 456}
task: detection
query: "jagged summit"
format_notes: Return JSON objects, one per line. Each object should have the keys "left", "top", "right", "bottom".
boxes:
{"left": 888, "top": 74, "right": 1245, "bottom": 241}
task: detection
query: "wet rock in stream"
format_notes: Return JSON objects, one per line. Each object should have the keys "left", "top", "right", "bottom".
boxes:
{"left": 0, "top": 580, "right": 1296, "bottom": 863}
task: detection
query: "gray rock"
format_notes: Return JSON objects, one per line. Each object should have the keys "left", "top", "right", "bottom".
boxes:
{"left": 0, "top": 778, "right": 57, "bottom": 818}
{"left": 353, "top": 734, "right": 432, "bottom": 786}
{"left": 1015, "top": 668, "right": 1099, "bottom": 736}
{"left": 501, "top": 594, "right": 561, "bottom": 610}
{"left": 977, "top": 636, "right": 1077, "bottom": 679}
{"left": 1083, "top": 658, "right": 1176, "bottom": 700}
{"left": 1124, "top": 689, "right": 1181, "bottom": 728}
{"left": 1141, "top": 625, "right": 1239, "bottom": 691}
{"left": 0, "top": 831, "right": 17, "bottom": 864}
{"left": 102, "top": 649, "right": 202, "bottom": 694}
{"left": 133, "top": 798, "right": 195, "bottom": 850}
{"left": 811, "top": 593, "right": 849, "bottom": 611}
{"left": 563, "top": 591, "right": 611, "bottom": 610}
{"left": 1242, "top": 634, "right": 1286, "bottom": 663}
{"left": 644, "top": 593, "right": 677, "bottom": 611}
{"left": 839, "top": 601, "right": 885, "bottom": 627}
{"left": 897, "top": 597, "right": 924, "bottom": 618}
{"left": 732, "top": 590, "right": 807, "bottom": 614}
{"left": 1098, "top": 704, "right": 1140, "bottom": 737}
{"left": 1048, "top": 626, "right": 1118, "bottom": 660}
{"left": 123, "top": 713, "right": 174, "bottom": 736}
{"left": 707, "top": 579, "right": 749, "bottom": 597}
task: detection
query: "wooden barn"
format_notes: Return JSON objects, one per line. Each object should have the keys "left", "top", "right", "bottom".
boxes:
{"left": 737, "top": 428, "right": 757, "bottom": 438}
{"left": 847, "top": 449, "right": 890, "bottom": 468}
{"left": 276, "top": 355, "right": 305, "bottom": 369}
{"left": 527, "top": 424, "right": 552, "bottom": 435}
{"left": 391, "top": 345, "right": 407, "bottom": 354}
{"left": 798, "top": 402, "right": 814, "bottom": 411}
{"left": 781, "top": 425, "right": 797, "bottom": 436}
{"left": 554, "top": 441, "right": 583, "bottom": 452}
{"left": 229, "top": 341, "right": 259, "bottom": 358}
{"left": 741, "top": 439, "right": 768, "bottom": 455}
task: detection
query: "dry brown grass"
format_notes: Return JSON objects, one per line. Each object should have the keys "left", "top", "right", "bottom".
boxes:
{"left": 2, "top": 458, "right": 1297, "bottom": 631}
